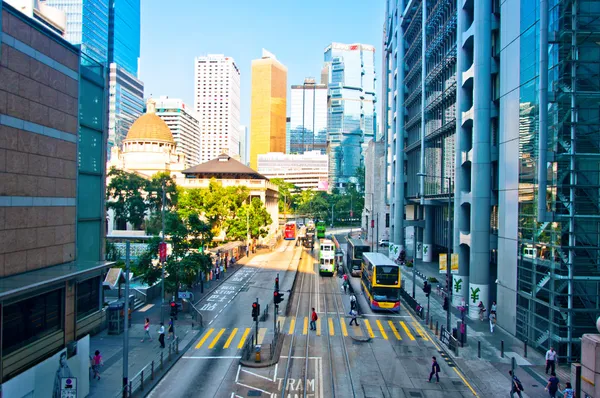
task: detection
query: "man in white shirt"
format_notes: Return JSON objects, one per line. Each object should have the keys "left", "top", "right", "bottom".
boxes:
{"left": 158, "top": 322, "right": 166, "bottom": 348}
{"left": 545, "top": 346, "right": 557, "bottom": 374}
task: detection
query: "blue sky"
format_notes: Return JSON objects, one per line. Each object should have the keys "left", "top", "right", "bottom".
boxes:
{"left": 139, "top": 0, "right": 386, "bottom": 127}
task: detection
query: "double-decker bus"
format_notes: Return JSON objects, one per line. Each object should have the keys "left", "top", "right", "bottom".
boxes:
{"left": 284, "top": 221, "right": 297, "bottom": 240}
{"left": 360, "top": 252, "right": 401, "bottom": 312}
{"left": 318, "top": 239, "right": 336, "bottom": 275}
{"left": 346, "top": 238, "right": 370, "bottom": 277}
{"left": 316, "top": 221, "right": 326, "bottom": 239}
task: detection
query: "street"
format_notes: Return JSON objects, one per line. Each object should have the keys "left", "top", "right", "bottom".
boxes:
{"left": 148, "top": 238, "right": 479, "bottom": 397}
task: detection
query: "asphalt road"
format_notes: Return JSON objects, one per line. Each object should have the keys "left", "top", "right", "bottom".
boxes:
{"left": 148, "top": 237, "right": 480, "bottom": 397}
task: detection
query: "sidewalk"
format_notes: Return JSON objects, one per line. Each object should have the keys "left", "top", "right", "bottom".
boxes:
{"left": 89, "top": 250, "right": 260, "bottom": 397}
{"left": 403, "top": 258, "right": 569, "bottom": 397}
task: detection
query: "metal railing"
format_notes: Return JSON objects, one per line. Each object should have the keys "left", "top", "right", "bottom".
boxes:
{"left": 114, "top": 337, "right": 179, "bottom": 397}
{"left": 189, "top": 300, "right": 203, "bottom": 329}
{"left": 131, "top": 288, "right": 147, "bottom": 304}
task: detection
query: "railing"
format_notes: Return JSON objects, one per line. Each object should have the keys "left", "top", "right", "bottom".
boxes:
{"left": 399, "top": 284, "right": 425, "bottom": 319}
{"left": 189, "top": 300, "right": 203, "bottom": 329}
{"left": 131, "top": 288, "right": 147, "bottom": 304}
{"left": 439, "top": 325, "right": 459, "bottom": 356}
{"left": 114, "top": 337, "right": 179, "bottom": 397}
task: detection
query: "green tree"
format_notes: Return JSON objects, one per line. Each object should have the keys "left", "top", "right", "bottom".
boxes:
{"left": 106, "top": 167, "right": 148, "bottom": 229}
{"left": 145, "top": 172, "right": 178, "bottom": 214}
{"left": 225, "top": 197, "right": 273, "bottom": 240}
{"left": 270, "top": 178, "right": 297, "bottom": 213}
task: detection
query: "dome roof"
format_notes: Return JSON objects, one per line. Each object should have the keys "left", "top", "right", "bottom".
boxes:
{"left": 124, "top": 100, "right": 174, "bottom": 144}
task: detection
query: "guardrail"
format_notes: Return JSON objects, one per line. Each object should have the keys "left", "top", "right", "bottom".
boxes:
{"left": 439, "top": 325, "right": 460, "bottom": 356}
{"left": 114, "top": 337, "right": 179, "bottom": 397}
{"left": 399, "top": 284, "right": 425, "bottom": 319}
{"left": 131, "top": 288, "right": 147, "bottom": 304}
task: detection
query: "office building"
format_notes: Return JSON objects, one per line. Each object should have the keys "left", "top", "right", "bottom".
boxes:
{"left": 257, "top": 151, "right": 328, "bottom": 191}
{"left": 4, "top": 0, "right": 67, "bottom": 35}
{"left": 285, "top": 117, "right": 291, "bottom": 154}
{"left": 194, "top": 54, "right": 241, "bottom": 163}
{"left": 362, "top": 140, "right": 389, "bottom": 245}
{"left": 289, "top": 78, "right": 327, "bottom": 155}
{"left": 0, "top": 3, "right": 111, "bottom": 390}
{"left": 239, "top": 125, "right": 249, "bottom": 165}
{"left": 45, "top": 0, "right": 110, "bottom": 64}
{"left": 108, "top": 0, "right": 140, "bottom": 76}
{"left": 323, "top": 42, "right": 376, "bottom": 189}
{"left": 250, "top": 49, "right": 287, "bottom": 170}
{"left": 153, "top": 96, "right": 201, "bottom": 167}
{"left": 384, "top": 0, "right": 600, "bottom": 362}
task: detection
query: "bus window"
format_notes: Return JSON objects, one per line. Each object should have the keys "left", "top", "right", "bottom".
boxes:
{"left": 375, "top": 266, "right": 400, "bottom": 285}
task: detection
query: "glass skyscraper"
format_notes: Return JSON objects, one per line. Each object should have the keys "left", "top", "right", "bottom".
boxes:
{"left": 289, "top": 78, "right": 327, "bottom": 155}
{"left": 108, "top": 0, "right": 140, "bottom": 76}
{"left": 324, "top": 43, "right": 376, "bottom": 189}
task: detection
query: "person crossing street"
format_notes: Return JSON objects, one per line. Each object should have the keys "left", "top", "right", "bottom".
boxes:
{"left": 310, "top": 308, "right": 318, "bottom": 331}
{"left": 428, "top": 356, "right": 440, "bottom": 383}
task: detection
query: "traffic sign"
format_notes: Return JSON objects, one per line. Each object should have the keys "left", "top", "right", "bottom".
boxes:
{"left": 178, "top": 291, "right": 192, "bottom": 299}
{"left": 61, "top": 377, "right": 77, "bottom": 398}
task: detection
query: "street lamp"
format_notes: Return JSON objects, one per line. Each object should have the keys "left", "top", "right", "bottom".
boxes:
{"left": 417, "top": 172, "right": 453, "bottom": 332}
{"left": 365, "top": 193, "right": 374, "bottom": 252}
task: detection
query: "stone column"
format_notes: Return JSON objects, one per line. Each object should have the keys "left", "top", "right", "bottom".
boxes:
{"left": 423, "top": 206, "right": 434, "bottom": 262}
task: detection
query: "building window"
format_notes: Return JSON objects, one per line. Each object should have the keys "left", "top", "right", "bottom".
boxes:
{"left": 3, "top": 289, "right": 63, "bottom": 354}
{"left": 77, "top": 277, "right": 101, "bottom": 319}
{"left": 385, "top": 213, "right": 390, "bottom": 227}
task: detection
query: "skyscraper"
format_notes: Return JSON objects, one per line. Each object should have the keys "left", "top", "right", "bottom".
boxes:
{"left": 324, "top": 43, "right": 376, "bottom": 189}
{"left": 239, "top": 125, "right": 249, "bottom": 165}
{"left": 194, "top": 54, "right": 241, "bottom": 163}
{"left": 289, "top": 78, "right": 327, "bottom": 155}
{"left": 249, "top": 49, "right": 287, "bottom": 170}
{"left": 108, "top": 0, "right": 140, "bottom": 75}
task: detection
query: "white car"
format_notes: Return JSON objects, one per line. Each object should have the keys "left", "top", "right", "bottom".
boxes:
{"left": 378, "top": 239, "right": 390, "bottom": 247}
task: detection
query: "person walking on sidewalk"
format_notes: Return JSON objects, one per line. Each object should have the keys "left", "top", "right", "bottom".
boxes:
{"left": 158, "top": 322, "right": 166, "bottom": 348}
{"left": 91, "top": 350, "right": 103, "bottom": 380}
{"left": 546, "top": 346, "right": 557, "bottom": 374}
{"left": 509, "top": 370, "right": 524, "bottom": 398}
{"left": 350, "top": 294, "right": 357, "bottom": 311}
{"left": 428, "top": 356, "right": 440, "bottom": 383}
{"left": 478, "top": 301, "right": 486, "bottom": 321}
{"left": 141, "top": 318, "right": 152, "bottom": 342}
{"left": 489, "top": 312, "right": 496, "bottom": 333}
{"left": 310, "top": 308, "right": 318, "bottom": 331}
{"left": 545, "top": 372, "right": 561, "bottom": 398}
{"left": 349, "top": 309, "right": 359, "bottom": 326}
{"left": 168, "top": 317, "right": 175, "bottom": 340}
{"left": 563, "top": 382, "right": 574, "bottom": 398}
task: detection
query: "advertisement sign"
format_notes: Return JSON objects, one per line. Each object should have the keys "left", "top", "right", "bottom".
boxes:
{"left": 317, "top": 179, "right": 329, "bottom": 191}
{"left": 439, "top": 253, "right": 459, "bottom": 274}
{"left": 159, "top": 242, "right": 167, "bottom": 262}
{"left": 61, "top": 377, "right": 77, "bottom": 398}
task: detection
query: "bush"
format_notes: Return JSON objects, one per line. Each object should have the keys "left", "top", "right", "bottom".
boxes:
{"left": 428, "top": 277, "right": 439, "bottom": 283}
{"left": 405, "top": 260, "right": 414, "bottom": 268}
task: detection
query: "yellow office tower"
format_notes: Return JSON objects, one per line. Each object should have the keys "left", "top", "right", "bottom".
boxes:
{"left": 250, "top": 49, "right": 287, "bottom": 170}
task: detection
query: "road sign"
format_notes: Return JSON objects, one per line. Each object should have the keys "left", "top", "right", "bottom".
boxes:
{"left": 159, "top": 242, "right": 167, "bottom": 262}
{"left": 61, "top": 377, "right": 77, "bottom": 398}
{"left": 178, "top": 291, "right": 192, "bottom": 299}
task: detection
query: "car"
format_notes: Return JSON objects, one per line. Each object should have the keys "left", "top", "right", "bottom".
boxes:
{"left": 378, "top": 239, "right": 390, "bottom": 247}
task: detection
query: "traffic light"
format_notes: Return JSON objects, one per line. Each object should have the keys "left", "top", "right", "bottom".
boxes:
{"left": 423, "top": 282, "right": 432, "bottom": 297}
{"left": 275, "top": 277, "right": 279, "bottom": 291}
{"left": 443, "top": 297, "right": 449, "bottom": 311}
{"left": 274, "top": 290, "right": 285, "bottom": 305}
{"left": 252, "top": 302, "right": 260, "bottom": 321}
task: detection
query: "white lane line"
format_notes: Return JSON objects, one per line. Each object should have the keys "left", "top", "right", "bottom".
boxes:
{"left": 241, "top": 368, "right": 273, "bottom": 382}
{"left": 236, "top": 382, "right": 273, "bottom": 396}
{"left": 280, "top": 356, "right": 321, "bottom": 359}
{"left": 235, "top": 364, "right": 241, "bottom": 382}
{"left": 183, "top": 356, "right": 242, "bottom": 359}
{"left": 273, "top": 363, "right": 278, "bottom": 382}
{"left": 360, "top": 314, "right": 412, "bottom": 318}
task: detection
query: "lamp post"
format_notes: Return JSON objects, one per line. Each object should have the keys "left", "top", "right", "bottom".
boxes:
{"left": 161, "top": 181, "right": 166, "bottom": 323}
{"left": 418, "top": 172, "right": 453, "bottom": 332}
{"left": 365, "top": 193, "right": 374, "bottom": 252}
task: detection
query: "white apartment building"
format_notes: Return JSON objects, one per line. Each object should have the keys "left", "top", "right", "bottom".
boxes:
{"left": 194, "top": 54, "right": 241, "bottom": 163}
{"left": 257, "top": 151, "right": 328, "bottom": 191}
{"left": 153, "top": 96, "right": 201, "bottom": 167}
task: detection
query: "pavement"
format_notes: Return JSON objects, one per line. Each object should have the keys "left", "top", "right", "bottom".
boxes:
{"left": 88, "top": 248, "right": 265, "bottom": 397}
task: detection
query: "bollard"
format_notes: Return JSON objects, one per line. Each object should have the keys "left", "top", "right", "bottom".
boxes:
{"left": 430, "top": 318, "right": 433, "bottom": 330}
{"left": 151, "top": 361, "right": 155, "bottom": 380}
{"left": 435, "top": 321, "right": 439, "bottom": 336}
{"left": 141, "top": 370, "right": 144, "bottom": 390}
{"left": 478, "top": 341, "right": 481, "bottom": 358}
{"left": 176, "top": 337, "right": 180, "bottom": 353}
{"left": 160, "top": 351, "right": 164, "bottom": 370}
{"left": 501, "top": 340, "right": 504, "bottom": 358}
{"left": 524, "top": 339, "right": 528, "bottom": 358}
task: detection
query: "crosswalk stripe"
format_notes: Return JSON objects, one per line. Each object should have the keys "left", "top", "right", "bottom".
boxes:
{"left": 412, "top": 321, "right": 429, "bottom": 341}
{"left": 288, "top": 318, "right": 296, "bottom": 335}
{"left": 277, "top": 316, "right": 286, "bottom": 330}
{"left": 238, "top": 328, "right": 251, "bottom": 349}
{"left": 388, "top": 320, "right": 402, "bottom": 340}
{"left": 364, "top": 319, "right": 375, "bottom": 338}
{"left": 376, "top": 320, "right": 388, "bottom": 340}
{"left": 195, "top": 328, "right": 214, "bottom": 349}
{"left": 257, "top": 328, "right": 267, "bottom": 344}
{"left": 316, "top": 319, "right": 321, "bottom": 336}
{"left": 303, "top": 317, "right": 308, "bottom": 335}
{"left": 328, "top": 318, "right": 334, "bottom": 336}
{"left": 223, "top": 328, "right": 238, "bottom": 349}
{"left": 351, "top": 323, "right": 363, "bottom": 336}
{"left": 209, "top": 329, "right": 225, "bottom": 349}
{"left": 399, "top": 321, "right": 415, "bottom": 341}
{"left": 340, "top": 318, "right": 348, "bottom": 336}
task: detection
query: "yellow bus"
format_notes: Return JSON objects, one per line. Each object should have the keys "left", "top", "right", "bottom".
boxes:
{"left": 360, "top": 252, "right": 401, "bottom": 312}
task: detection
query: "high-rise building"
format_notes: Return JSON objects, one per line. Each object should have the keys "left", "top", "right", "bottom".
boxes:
{"left": 239, "top": 125, "right": 249, "bottom": 165}
{"left": 194, "top": 54, "right": 241, "bottom": 163}
{"left": 289, "top": 78, "right": 327, "bottom": 155}
{"left": 285, "top": 117, "right": 291, "bottom": 154}
{"left": 153, "top": 96, "right": 201, "bottom": 167}
{"left": 384, "top": 0, "right": 600, "bottom": 362}
{"left": 257, "top": 151, "right": 328, "bottom": 191}
{"left": 4, "top": 0, "right": 67, "bottom": 36}
{"left": 249, "top": 49, "right": 287, "bottom": 170}
{"left": 45, "top": 0, "right": 110, "bottom": 64}
{"left": 323, "top": 43, "right": 376, "bottom": 189}
{"left": 108, "top": 0, "right": 140, "bottom": 76}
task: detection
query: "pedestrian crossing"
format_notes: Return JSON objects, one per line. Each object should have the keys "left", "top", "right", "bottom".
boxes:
{"left": 193, "top": 317, "right": 429, "bottom": 350}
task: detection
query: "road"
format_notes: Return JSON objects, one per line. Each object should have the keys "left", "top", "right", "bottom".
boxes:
{"left": 149, "top": 237, "right": 480, "bottom": 397}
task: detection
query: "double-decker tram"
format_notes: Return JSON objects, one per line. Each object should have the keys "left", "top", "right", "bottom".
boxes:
{"left": 346, "top": 238, "right": 370, "bottom": 277}
{"left": 316, "top": 221, "right": 326, "bottom": 239}
{"left": 360, "top": 252, "right": 401, "bottom": 312}
{"left": 318, "top": 239, "right": 335, "bottom": 275}
{"left": 284, "top": 221, "right": 297, "bottom": 240}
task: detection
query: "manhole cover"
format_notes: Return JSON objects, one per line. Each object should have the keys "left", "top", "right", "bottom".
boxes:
{"left": 409, "top": 392, "right": 423, "bottom": 397}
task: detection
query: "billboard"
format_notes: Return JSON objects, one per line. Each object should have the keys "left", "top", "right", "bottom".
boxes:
{"left": 439, "top": 253, "right": 459, "bottom": 274}
{"left": 317, "top": 179, "right": 329, "bottom": 191}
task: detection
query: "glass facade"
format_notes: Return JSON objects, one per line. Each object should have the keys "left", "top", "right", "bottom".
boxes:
{"left": 289, "top": 81, "right": 327, "bottom": 154}
{"left": 324, "top": 43, "right": 377, "bottom": 189}
{"left": 108, "top": 0, "right": 140, "bottom": 76}
{"left": 108, "top": 63, "right": 144, "bottom": 155}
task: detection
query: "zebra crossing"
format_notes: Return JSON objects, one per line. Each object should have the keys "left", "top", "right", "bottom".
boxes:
{"left": 193, "top": 316, "right": 430, "bottom": 351}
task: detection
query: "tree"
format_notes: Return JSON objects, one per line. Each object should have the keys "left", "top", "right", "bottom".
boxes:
{"left": 106, "top": 167, "right": 147, "bottom": 229}
{"left": 225, "top": 197, "right": 273, "bottom": 241}
{"left": 145, "top": 171, "right": 178, "bottom": 214}
{"left": 270, "top": 178, "right": 297, "bottom": 213}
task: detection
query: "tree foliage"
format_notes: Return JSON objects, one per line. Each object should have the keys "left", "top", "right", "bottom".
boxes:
{"left": 225, "top": 197, "right": 273, "bottom": 240}
{"left": 106, "top": 167, "right": 148, "bottom": 229}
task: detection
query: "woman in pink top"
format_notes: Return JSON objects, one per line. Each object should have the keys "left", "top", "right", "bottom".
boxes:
{"left": 141, "top": 317, "right": 152, "bottom": 342}
{"left": 92, "top": 350, "right": 103, "bottom": 380}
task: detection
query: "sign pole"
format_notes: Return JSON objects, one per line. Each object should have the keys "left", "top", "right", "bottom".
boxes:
{"left": 123, "top": 241, "right": 130, "bottom": 398}
{"left": 255, "top": 297, "right": 259, "bottom": 346}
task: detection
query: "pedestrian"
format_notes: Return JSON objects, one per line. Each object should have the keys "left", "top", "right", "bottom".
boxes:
{"left": 310, "top": 308, "right": 318, "bottom": 331}
{"left": 428, "top": 356, "right": 440, "bottom": 383}
{"left": 343, "top": 279, "right": 348, "bottom": 294}
{"left": 489, "top": 312, "right": 496, "bottom": 333}
{"left": 563, "top": 382, "right": 574, "bottom": 398}
{"left": 509, "top": 370, "right": 524, "bottom": 398}
{"left": 158, "top": 322, "right": 166, "bottom": 348}
{"left": 545, "top": 372, "right": 561, "bottom": 398}
{"left": 478, "top": 301, "right": 486, "bottom": 321}
{"left": 141, "top": 317, "right": 152, "bottom": 342}
{"left": 338, "top": 264, "right": 343, "bottom": 278}
{"left": 168, "top": 317, "right": 175, "bottom": 340}
{"left": 350, "top": 294, "right": 357, "bottom": 311}
{"left": 490, "top": 300, "right": 497, "bottom": 316}
{"left": 349, "top": 309, "right": 359, "bottom": 326}
{"left": 92, "top": 350, "right": 103, "bottom": 380}
{"left": 546, "top": 346, "right": 557, "bottom": 374}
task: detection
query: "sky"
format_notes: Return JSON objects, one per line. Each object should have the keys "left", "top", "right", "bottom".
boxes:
{"left": 139, "top": 0, "right": 386, "bottom": 128}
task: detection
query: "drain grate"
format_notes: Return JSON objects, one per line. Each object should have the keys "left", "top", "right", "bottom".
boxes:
{"left": 409, "top": 392, "right": 423, "bottom": 397}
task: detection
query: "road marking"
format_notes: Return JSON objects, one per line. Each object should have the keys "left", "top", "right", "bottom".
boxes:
{"left": 303, "top": 316, "right": 308, "bottom": 335}
{"left": 359, "top": 313, "right": 411, "bottom": 318}
{"left": 328, "top": 318, "right": 334, "bottom": 336}
{"left": 238, "top": 328, "right": 251, "bottom": 349}
{"left": 278, "top": 316, "right": 286, "bottom": 330}
{"left": 257, "top": 327, "right": 267, "bottom": 344}
{"left": 223, "top": 328, "right": 238, "bottom": 349}
{"left": 364, "top": 319, "right": 375, "bottom": 338}
{"left": 195, "top": 328, "right": 214, "bottom": 349}
{"left": 209, "top": 328, "right": 225, "bottom": 349}
{"left": 241, "top": 368, "right": 273, "bottom": 382}
{"left": 388, "top": 320, "right": 402, "bottom": 340}
{"left": 412, "top": 321, "right": 429, "bottom": 341}
{"left": 288, "top": 318, "right": 296, "bottom": 334}
{"left": 183, "top": 355, "right": 241, "bottom": 359}
{"left": 376, "top": 319, "right": 388, "bottom": 340}
{"left": 340, "top": 318, "right": 348, "bottom": 336}
{"left": 137, "top": 304, "right": 154, "bottom": 312}
{"left": 316, "top": 318, "right": 321, "bottom": 336}
{"left": 399, "top": 321, "right": 416, "bottom": 341}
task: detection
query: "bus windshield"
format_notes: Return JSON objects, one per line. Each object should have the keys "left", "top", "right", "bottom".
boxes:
{"left": 354, "top": 246, "right": 369, "bottom": 259}
{"left": 375, "top": 266, "right": 400, "bottom": 285}
{"left": 372, "top": 287, "right": 400, "bottom": 302}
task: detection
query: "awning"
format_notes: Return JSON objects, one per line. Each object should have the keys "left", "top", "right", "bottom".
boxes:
{"left": 0, "top": 260, "right": 114, "bottom": 301}
{"left": 103, "top": 268, "right": 133, "bottom": 290}
{"left": 209, "top": 241, "right": 245, "bottom": 253}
